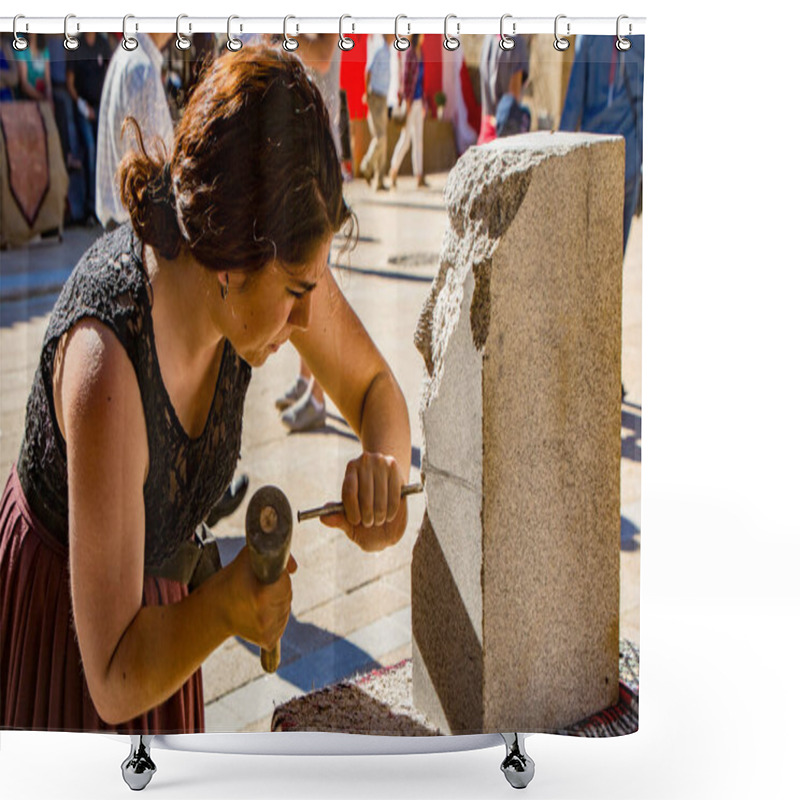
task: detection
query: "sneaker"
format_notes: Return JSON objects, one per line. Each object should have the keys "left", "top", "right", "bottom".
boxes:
{"left": 206, "top": 474, "right": 249, "bottom": 527}
{"left": 360, "top": 158, "right": 374, "bottom": 184}
{"left": 275, "top": 376, "right": 308, "bottom": 411}
{"left": 281, "top": 391, "right": 326, "bottom": 432}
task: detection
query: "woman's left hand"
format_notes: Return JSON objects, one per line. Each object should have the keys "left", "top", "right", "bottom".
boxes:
{"left": 319, "top": 453, "right": 408, "bottom": 552}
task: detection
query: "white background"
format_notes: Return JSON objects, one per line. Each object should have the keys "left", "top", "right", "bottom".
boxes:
{"left": 2, "top": 1, "right": 799, "bottom": 798}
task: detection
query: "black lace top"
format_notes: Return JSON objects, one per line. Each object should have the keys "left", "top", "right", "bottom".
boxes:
{"left": 17, "top": 224, "right": 252, "bottom": 571}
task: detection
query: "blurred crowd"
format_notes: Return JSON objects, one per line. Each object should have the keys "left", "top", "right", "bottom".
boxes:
{"left": 0, "top": 31, "right": 354, "bottom": 235}
{"left": 0, "top": 31, "right": 223, "bottom": 231}
{"left": 1, "top": 31, "right": 643, "bottom": 249}
{"left": 2, "top": 31, "right": 116, "bottom": 227}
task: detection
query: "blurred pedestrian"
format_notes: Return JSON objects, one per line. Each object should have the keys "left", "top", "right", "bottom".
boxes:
{"left": 389, "top": 34, "right": 428, "bottom": 189}
{"left": 477, "top": 33, "right": 529, "bottom": 145}
{"left": 360, "top": 34, "right": 392, "bottom": 191}
{"left": 96, "top": 32, "right": 173, "bottom": 230}
{"left": 48, "top": 36, "right": 83, "bottom": 182}
{"left": 559, "top": 35, "right": 644, "bottom": 252}
{"left": 67, "top": 32, "right": 112, "bottom": 225}
{"left": 14, "top": 33, "right": 52, "bottom": 104}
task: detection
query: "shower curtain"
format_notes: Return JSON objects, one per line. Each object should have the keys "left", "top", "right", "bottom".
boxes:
{"left": 0, "top": 27, "right": 643, "bottom": 740}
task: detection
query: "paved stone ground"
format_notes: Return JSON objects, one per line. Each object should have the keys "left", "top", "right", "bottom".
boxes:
{"left": 0, "top": 173, "right": 641, "bottom": 733}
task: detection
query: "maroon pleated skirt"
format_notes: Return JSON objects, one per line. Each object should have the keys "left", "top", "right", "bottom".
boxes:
{"left": 0, "top": 466, "right": 204, "bottom": 733}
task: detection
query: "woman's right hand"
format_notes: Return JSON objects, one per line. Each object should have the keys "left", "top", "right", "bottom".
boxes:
{"left": 222, "top": 548, "right": 297, "bottom": 651}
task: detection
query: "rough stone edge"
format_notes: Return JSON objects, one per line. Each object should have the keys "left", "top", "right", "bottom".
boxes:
{"left": 414, "top": 146, "right": 543, "bottom": 369}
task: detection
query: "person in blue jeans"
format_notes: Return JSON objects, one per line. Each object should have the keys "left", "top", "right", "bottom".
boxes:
{"left": 559, "top": 35, "right": 644, "bottom": 253}
{"left": 67, "top": 32, "right": 112, "bottom": 225}
{"left": 47, "top": 36, "right": 86, "bottom": 222}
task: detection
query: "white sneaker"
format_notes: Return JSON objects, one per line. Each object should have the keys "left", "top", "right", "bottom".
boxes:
{"left": 280, "top": 391, "right": 326, "bottom": 432}
{"left": 275, "top": 376, "right": 308, "bottom": 411}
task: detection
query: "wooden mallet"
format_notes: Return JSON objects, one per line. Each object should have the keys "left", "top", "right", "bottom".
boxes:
{"left": 245, "top": 486, "right": 293, "bottom": 673}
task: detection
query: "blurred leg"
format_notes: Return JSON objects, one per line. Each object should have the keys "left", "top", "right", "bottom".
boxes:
{"left": 77, "top": 114, "right": 97, "bottom": 218}
{"left": 410, "top": 99, "right": 424, "bottom": 178}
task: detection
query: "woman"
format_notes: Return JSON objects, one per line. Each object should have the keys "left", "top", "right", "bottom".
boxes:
{"left": 14, "top": 33, "right": 52, "bottom": 104}
{"left": 0, "top": 45, "right": 411, "bottom": 733}
{"left": 389, "top": 34, "right": 428, "bottom": 189}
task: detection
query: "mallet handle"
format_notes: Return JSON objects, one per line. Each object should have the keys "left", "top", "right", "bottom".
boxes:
{"left": 297, "top": 482, "right": 423, "bottom": 522}
{"left": 262, "top": 643, "right": 280, "bottom": 673}
{"left": 245, "top": 486, "right": 293, "bottom": 675}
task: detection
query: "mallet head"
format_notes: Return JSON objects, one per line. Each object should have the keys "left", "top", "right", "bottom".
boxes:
{"left": 245, "top": 485, "right": 293, "bottom": 586}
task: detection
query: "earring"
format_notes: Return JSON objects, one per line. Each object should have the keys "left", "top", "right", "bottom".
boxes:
{"left": 220, "top": 274, "right": 229, "bottom": 301}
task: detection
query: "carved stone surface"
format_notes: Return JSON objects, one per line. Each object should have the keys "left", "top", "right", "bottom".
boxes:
{"left": 413, "top": 132, "right": 624, "bottom": 732}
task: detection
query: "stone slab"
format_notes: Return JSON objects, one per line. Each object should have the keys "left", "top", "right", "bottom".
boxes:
{"left": 413, "top": 132, "right": 625, "bottom": 732}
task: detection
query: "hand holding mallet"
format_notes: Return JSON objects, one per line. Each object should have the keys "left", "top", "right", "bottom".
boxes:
{"left": 246, "top": 481, "right": 423, "bottom": 673}
{"left": 245, "top": 486, "right": 294, "bottom": 673}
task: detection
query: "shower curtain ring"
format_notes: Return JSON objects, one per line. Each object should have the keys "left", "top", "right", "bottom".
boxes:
{"left": 176, "top": 14, "right": 191, "bottom": 51}
{"left": 121, "top": 14, "right": 138, "bottom": 51}
{"left": 64, "top": 14, "right": 80, "bottom": 51}
{"left": 616, "top": 15, "right": 632, "bottom": 51}
{"left": 394, "top": 15, "right": 410, "bottom": 51}
{"left": 12, "top": 15, "right": 28, "bottom": 51}
{"left": 553, "top": 14, "right": 570, "bottom": 51}
{"left": 499, "top": 14, "right": 515, "bottom": 50}
{"left": 227, "top": 15, "right": 242, "bottom": 51}
{"left": 283, "top": 16, "right": 299, "bottom": 52}
{"left": 339, "top": 15, "right": 355, "bottom": 51}
{"left": 443, "top": 14, "right": 460, "bottom": 51}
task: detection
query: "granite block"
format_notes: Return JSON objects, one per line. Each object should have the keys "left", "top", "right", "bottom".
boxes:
{"left": 413, "top": 132, "right": 624, "bottom": 732}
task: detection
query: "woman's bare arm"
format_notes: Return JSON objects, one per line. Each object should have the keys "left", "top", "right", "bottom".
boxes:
{"left": 291, "top": 269, "right": 412, "bottom": 550}
{"left": 57, "top": 319, "right": 293, "bottom": 724}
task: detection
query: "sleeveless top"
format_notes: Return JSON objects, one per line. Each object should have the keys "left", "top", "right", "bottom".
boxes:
{"left": 16, "top": 224, "right": 252, "bottom": 572}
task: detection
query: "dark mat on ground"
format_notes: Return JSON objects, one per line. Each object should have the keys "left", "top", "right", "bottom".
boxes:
{"left": 271, "top": 639, "right": 639, "bottom": 737}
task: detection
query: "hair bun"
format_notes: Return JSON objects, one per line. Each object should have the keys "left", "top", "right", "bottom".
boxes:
{"left": 118, "top": 120, "right": 184, "bottom": 260}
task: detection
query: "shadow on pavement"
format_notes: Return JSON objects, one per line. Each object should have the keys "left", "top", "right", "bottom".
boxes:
{"left": 331, "top": 260, "right": 435, "bottom": 283}
{"left": 621, "top": 516, "right": 640, "bottom": 552}
{"left": 621, "top": 406, "right": 641, "bottom": 463}
{"left": 357, "top": 198, "right": 446, "bottom": 214}
{"left": 0, "top": 291, "right": 61, "bottom": 328}
{"left": 214, "top": 535, "right": 384, "bottom": 692}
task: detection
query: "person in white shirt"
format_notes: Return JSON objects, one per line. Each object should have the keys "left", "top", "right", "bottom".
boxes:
{"left": 271, "top": 34, "right": 341, "bottom": 433}
{"left": 95, "top": 31, "right": 249, "bottom": 523}
{"left": 95, "top": 32, "right": 173, "bottom": 230}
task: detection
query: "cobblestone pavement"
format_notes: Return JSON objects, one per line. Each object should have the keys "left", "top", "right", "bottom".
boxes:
{"left": 0, "top": 173, "right": 641, "bottom": 732}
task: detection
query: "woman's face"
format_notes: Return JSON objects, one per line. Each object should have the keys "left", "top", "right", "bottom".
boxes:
{"left": 217, "top": 235, "right": 332, "bottom": 368}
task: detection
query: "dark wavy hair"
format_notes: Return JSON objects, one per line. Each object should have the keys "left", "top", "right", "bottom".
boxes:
{"left": 118, "top": 44, "right": 353, "bottom": 272}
